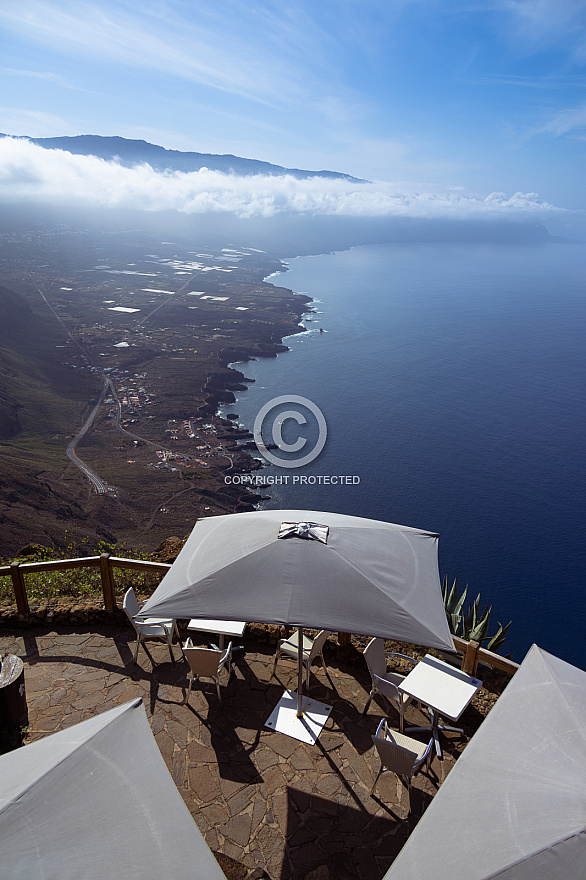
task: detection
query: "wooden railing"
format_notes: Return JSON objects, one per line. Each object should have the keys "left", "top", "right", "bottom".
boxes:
{"left": 1, "top": 554, "right": 171, "bottom": 615}
{"left": 1, "top": 555, "right": 519, "bottom": 677}
{"left": 452, "top": 635, "right": 519, "bottom": 676}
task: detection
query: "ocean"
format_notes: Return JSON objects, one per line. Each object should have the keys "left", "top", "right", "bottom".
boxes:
{"left": 221, "top": 242, "right": 586, "bottom": 668}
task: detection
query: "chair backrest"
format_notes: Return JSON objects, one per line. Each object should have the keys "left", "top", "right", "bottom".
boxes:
{"left": 372, "top": 672, "right": 400, "bottom": 702}
{"left": 372, "top": 734, "right": 420, "bottom": 779}
{"left": 123, "top": 587, "right": 140, "bottom": 621}
{"left": 364, "top": 638, "right": 387, "bottom": 679}
{"left": 309, "top": 630, "right": 330, "bottom": 661}
{"left": 184, "top": 646, "right": 224, "bottom": 678}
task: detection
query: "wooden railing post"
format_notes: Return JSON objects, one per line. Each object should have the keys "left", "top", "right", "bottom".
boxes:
{"left": 462, "top": 639, "right": 480, "bottom": 676}
{"left": 10, "top": 562, "right": 29, "bottom": 615}
{"left": 99, "top": 553, "right": 116, "bottom": 610}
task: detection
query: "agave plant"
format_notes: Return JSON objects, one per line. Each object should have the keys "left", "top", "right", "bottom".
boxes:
{"left": 441, "top": 575, "right": 511, "bottom": 653}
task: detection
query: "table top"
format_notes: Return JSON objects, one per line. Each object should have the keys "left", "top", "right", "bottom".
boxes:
{"left": 398, "top": 654, "right": 482, "bottom": 722}
{"left": 187, "top": 618, "right": 247, "bottom": 637}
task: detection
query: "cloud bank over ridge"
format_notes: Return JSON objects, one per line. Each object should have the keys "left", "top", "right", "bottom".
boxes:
{"left": 0, "top": 137, "right": 561, "bottom": 222}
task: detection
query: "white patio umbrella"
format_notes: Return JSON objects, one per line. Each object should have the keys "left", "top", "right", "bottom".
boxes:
{"left": 383, "top": 644, "right": 586, "bottom": 880}
{"left": 139, "top": 509, "right": 454, "bottom": 722}
{"left": 0, "top": 698, "right": 225, "bottom": 879}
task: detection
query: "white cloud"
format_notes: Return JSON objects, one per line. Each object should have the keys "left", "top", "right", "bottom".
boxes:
{"left": 0, "top": 0, "right": 317, "bottom": 108}
{"left": 536, "top": 102, "right": 586, "bottom": 136}
{"left": 498, "top": 0, "right": 586, "bottom": 60}
{"left": 0, "top": 137, "right": 562, "bottom": 221}
{"left": 0, "top": 67, "right": 63, "bottom": 83}
{"left": 0, "top": 108, "right": 73, "bottom": 138}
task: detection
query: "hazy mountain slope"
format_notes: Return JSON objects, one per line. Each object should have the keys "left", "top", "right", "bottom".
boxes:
{"left": 2, "top": 134, "right": 366, "bottom": 182}
{"left": 0, "top": 286, "right": 34, "bottom": 439}
{"left": 0, "top": 286, "right": 118, "bottom": 553}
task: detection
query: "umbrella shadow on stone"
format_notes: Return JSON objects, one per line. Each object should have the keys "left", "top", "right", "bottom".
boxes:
{"left": 113, "top": 628, "right": 181, "bottom": 677}
{"left": 320, "top": 696, "right": 381, "bottom": 756}
{"left": 370, "top": 793, "right": 436, "bottom": 846}
{"left": 282, "top": 789, "right": 409, "bottom": 880}
{"left": 145, "top": 659, "right": 187, "bottom": 715}
{"left": 182, "top": 695, "right": 264, "bottom": 785}
{"left": 18, "top": 626, "right": 159, "bottom": 689}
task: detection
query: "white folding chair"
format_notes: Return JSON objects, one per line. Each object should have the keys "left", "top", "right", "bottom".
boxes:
{"left": 183, "top": 638, "right": 232, "bottom": 705}
{"left": 123, "top": 587, "right": 179, "bottom": 664}
{"left": 272, "top": 629, "right": 330, "bottom": 689}
{"left": 363, "top": 638, "right": 415, "bottom": 730}
{"left": 371, "top": 718, "right": 434, "bottom": 808}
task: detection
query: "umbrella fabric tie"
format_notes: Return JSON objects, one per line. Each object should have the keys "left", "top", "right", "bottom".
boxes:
{"left": 278, "top": 521, "right": 329, "bottom": 543}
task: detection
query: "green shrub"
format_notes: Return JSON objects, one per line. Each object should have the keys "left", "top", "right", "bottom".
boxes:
{"left": 441, "top": 575, "right": 511, "bottom": 654}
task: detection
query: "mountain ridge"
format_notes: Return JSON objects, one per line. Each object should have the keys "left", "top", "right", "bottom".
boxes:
{"left": 1, "top": 133, "right": 367, "bottom": 182}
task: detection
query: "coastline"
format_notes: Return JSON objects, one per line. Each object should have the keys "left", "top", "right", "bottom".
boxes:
{"left": 206, "top": 257, "right": 316, "bottom": 511}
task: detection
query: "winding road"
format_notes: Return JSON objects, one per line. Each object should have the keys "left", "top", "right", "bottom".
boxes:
{"left": 66, "top": 379, "right": 110, "bottom": 494}
{"left": 30, "top": 277, "right": 174, "bottom": 495}
{"left": 31, "top": 256, "right": 223, "bottom": 496}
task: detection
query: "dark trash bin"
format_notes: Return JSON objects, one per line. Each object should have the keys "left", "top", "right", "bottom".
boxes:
{"left": 0, "top": 654, "right": 28, "bottom": 750}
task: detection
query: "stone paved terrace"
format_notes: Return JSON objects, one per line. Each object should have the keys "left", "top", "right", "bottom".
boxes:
{"left": 0, "top": 623, "right": 495, "bottom": 880}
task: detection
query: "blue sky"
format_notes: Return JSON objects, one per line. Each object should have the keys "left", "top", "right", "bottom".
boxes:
{"left": 1, "top": 0, "right": 586, "bottom": 229}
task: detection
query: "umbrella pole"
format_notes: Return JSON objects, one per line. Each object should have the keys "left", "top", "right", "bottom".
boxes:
{"left": 297, "top": 626, "right": 303, "bottom": 718}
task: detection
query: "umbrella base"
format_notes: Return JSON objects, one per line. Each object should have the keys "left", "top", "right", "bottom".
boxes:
{"left": 265, "top": 689, "right": 332, "bottom": 745}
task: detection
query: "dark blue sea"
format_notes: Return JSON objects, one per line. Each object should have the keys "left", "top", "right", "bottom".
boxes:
{"left": 221, "top": 242, "right": 586, "bottom": 668}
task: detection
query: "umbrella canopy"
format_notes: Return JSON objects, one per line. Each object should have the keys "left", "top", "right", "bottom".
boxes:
{"left": 384, "top": 645, "right": 586, "bottom": 880}
{"left": 0, "top": 698, "right": 225, "bottom": 880}
{"left": 140, "top": 509, "right": 454, "bottom": 652}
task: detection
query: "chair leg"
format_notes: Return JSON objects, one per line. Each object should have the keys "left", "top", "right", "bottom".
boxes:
{"left": 426, "top": 745, "right": 434, "bottom": 773}
{"left": 167, "top": 639, "right": 175, "bottom": 665}
{"left": 133, "top": 634, "right": 141, "bottom": 663}
{"left": 184, "top": 674, "right": 194, "bottom": 704}
{"left": 371, "top": 766, "right": 382, "bottom": 795}
{"left": 216, "top": 679, "right": 222, "bottom": 705}
{"left": 363, "top": 688, "right": 374, "bottom": 715}
{"left": 271, "top": 651, "right": 279, "bottom": 678}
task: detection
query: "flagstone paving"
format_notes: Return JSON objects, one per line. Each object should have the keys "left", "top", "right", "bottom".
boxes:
{"left": 0, "top": 624, "right": 476, "bottom": 879}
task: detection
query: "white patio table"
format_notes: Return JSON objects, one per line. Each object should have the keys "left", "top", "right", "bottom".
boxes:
{"left": 187, "top": 618, "right": 246, "bottom": 651}
{"left": 398, "top": 654, "right": 482, "bottom": 759}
